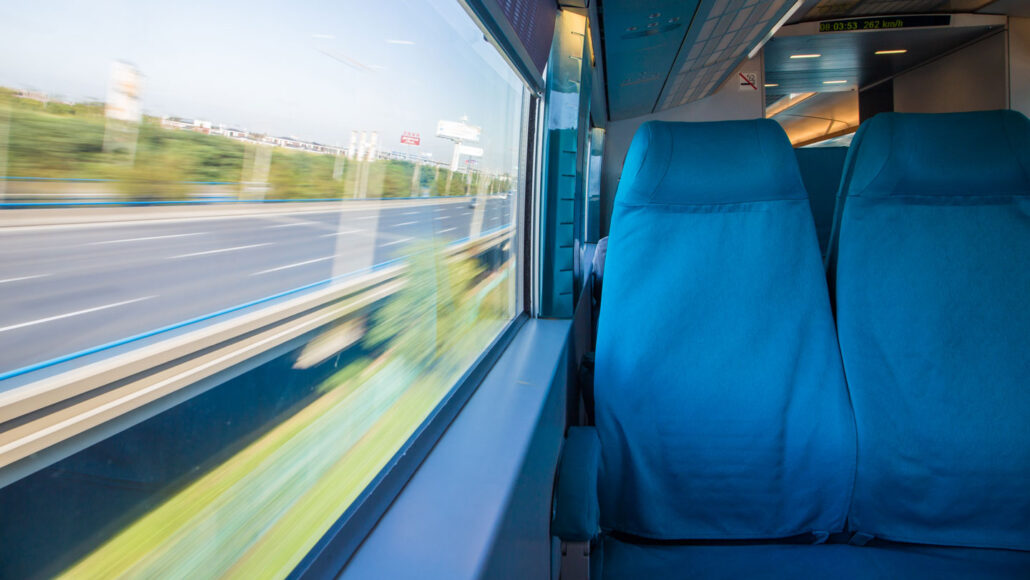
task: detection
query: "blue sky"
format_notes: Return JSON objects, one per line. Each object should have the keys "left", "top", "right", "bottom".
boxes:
{"left": 0, "top": 0, "right": 524, "bottom": 173}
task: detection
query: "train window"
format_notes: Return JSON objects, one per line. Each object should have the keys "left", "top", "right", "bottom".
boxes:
{"left": 0, "top": 0, "right": 526, "bottom": 577}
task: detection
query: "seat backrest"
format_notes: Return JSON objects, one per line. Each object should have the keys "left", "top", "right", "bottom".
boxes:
{"left": 833, "top": 110, "right": 1030, "bottom": 551}
{"left": 795, "top": 146, "right": 848, "bottom": 258}
{"left": 595, "top": 119, "right": 856, "bottom": 541}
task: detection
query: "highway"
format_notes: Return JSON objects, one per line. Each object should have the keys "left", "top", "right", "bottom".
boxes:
{"left": 0, "top": 197, "right": 513, "bottom": 379}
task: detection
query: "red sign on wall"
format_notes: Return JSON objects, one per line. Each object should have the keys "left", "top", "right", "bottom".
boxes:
{"left": 400, "top": 131, "right": 421, "bottom": 146}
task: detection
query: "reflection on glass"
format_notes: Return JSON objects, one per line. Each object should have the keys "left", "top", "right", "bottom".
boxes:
{"left": 0, "top": 0, "right": 524, "bottom": 577}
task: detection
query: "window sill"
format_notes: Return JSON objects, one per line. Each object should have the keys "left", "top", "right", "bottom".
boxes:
{"left": 338, "top": 318, "right": 571, "bottom": 579}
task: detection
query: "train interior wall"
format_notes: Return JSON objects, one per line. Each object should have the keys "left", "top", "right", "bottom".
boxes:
{"left": 894, "top": 30, "right": 1008, "bottom": 113}
{"left": 599, "top": 57, "right": 765, "bottom": 238}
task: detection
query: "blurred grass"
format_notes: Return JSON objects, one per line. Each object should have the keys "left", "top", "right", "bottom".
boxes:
{"left": 58, "top": 246, "right": 516, "bottom": 579}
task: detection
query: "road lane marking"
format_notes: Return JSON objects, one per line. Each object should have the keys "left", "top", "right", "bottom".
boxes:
{"left": 440, "top": 227, "right": 456, "bottom": 233}
{"left": 90, "top": 233, "right": 205, "bottom": 245}
{"left": 0, "top": 295, "right": 156, "bottom": 334}
{"left": 169, "top": 243, "right": 271, "bottom": 259}
{"left": 252, "top": 256, "right": 334, "bottom": 275}
{"left": 434, "top": 216, "right": 448, "bottom": 221}
{"left": 0, "top": 274, "right": 51, "bottom": 285}
{"left": 357, "top": 215, "right": 376, "bottom": 220}
{"left": 382, "top": 237, "right": 412, "bottom": 247}
{"left": 321, "top": 230, "right": 361, "bottom": 238}
{"left": 268, "top": 222, "right": 314, "bottom": 229}
{"left": 402, "top": 211, "right": 419, "bottom": 215}
{"left": 0, "top": 202, "right": 464, "bottom": 233}
{"left": 396, "top": 221, "right": 417, "bottom": 226}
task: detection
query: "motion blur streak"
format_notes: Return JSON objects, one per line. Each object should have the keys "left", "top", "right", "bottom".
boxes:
{"left": 0, "top": 0, "right": 525, "bottom": 577}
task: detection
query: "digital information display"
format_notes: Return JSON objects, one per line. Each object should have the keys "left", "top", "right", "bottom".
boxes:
{"left": 818, "top": 14, "right": 951, "bottom": 33}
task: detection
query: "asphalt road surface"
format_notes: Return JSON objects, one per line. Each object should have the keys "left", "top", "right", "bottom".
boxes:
{"left": 0, "top": 197, "right": 513, "bottom": 378}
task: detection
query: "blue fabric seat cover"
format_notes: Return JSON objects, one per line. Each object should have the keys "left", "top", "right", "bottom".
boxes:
{"left": 834, "top": 110, "right": 1030, "bottom": 551}
{"left": 594, "top": 119, "right": 856, "bottom": 540}
{"left": 795, "top": 146, "right": 848, "bottom": 257}
{"left": 601, "top": 537, "right": 1030, "bottom": 579}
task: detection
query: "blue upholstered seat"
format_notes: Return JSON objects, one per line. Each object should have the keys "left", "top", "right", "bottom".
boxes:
{"left": 601, "top": 538, "right": 1030, "bottom": 580}
{"left": 794, "top": 146, "right": 848, "bottom": 257}
{"left": 554, "top": 112, "right": 1030, "bottom": 579}
{"left": 594, "top": 119, "right": 856, "bottom": 541}
{"left": 832, "top": 110, "right": 1030, "bottom": 552}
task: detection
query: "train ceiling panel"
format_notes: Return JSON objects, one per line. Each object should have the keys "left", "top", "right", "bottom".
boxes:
{"left": 602, "top": 0, "right": 801, "bottom": 120}
{"left": 980, "top": 0, "right": 1030, "bottom": 17}
{"left": 597, "top": 0, "right": 1020, "bottom": 121}
{"left": 656, "top": 0, "right": 797, "bottom": 111}
{"left": 800, "top": 0, "right": 998, "bottom": 20}
{"left": 601, "top": 0, "right": 702, "bottom": 120}
{"left": 764, "top": 13, "right": 1005, "bottom": 96}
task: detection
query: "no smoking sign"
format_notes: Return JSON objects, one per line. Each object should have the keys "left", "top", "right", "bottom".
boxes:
{"left": 738, "top": 71, "right": 759, "bottom": 91}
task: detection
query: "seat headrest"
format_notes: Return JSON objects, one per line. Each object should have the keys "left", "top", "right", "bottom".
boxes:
{"left": 616, "top": 119, "right": 807, "bottom": 205}
{"left": 846, "top": 110, "right": 1030, "bottom": 198}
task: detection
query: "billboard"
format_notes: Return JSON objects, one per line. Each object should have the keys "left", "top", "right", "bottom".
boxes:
{"left": 400, "top": 131, "right": 421, "bottom": 146}
{"left": 436, "top": 120, "right": 481, "bottom": 142}
{"left": 105, "top": 61, "right": 142, "bottom": 123}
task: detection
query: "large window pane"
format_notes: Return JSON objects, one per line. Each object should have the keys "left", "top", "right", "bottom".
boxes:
{"left": 0, "top": 1, "right": 525, "bottom": 577}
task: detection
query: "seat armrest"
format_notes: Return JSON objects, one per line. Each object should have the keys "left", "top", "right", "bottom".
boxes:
{"left": 552, "top": 426, "right": 601, "bottom": 542}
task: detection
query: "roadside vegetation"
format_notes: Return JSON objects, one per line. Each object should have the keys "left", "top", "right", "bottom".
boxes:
{"left": 0, "top": 88, "right": 513, "bottom": 200}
